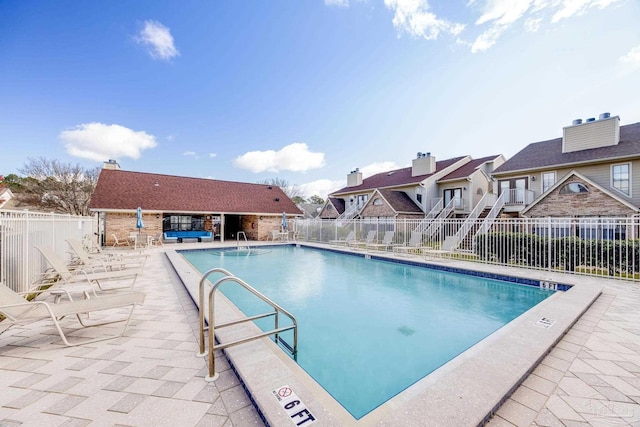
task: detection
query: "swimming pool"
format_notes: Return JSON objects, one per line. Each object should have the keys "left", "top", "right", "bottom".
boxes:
{"left": 181, "top": 245, "right": 556, "bottom": 419}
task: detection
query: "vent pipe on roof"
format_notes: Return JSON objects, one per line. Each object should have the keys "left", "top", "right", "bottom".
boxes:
{"left": 586, "top": 117, "right": 596, "bottom": 122}
{"left": 599, "top": 112, "right": 611, "bottom": 120}
{"left": 572, "top": 119, "right": 583, "bottom": 125}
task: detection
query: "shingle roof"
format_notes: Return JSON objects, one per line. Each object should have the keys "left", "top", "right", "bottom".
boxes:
{"left": 438, "top": 155, "right": 500, "bottom": 182}
{"left": 331, "top": 156, "right": 466, "bottom": 194}
{"left": 328, "top": 197, "right": 345, "bottom": 214}
{"left": 89, "top": 169, "right": 302, "bottom": 215}
{"left": 378, "top": 189, "right": 423, "bottom": 213}
{"left": 493, "top": 122, "right": 640, "bottom": 174}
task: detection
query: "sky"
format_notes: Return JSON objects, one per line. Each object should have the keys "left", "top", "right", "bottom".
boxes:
{"left": 1, "top": 1, "right": 639, "bottom": 199}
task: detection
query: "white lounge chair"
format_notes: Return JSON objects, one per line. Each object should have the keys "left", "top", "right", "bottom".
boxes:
{"left": 35, "top": 246, "right": 142, "bottom": 292}
{"left": 366, "top": 231, "right": 396, "bottom": 252}
{"left": 66, "top": 239, "right": 148, "bottom": 271}
{"left": 348, "top": 230, "right": 377, "bottom": 249}
{"left": 112, "top": 234, "right": 130, "bottom": 247}
{"left": 329, "top": 231, "right": 355, "bottom": 247}
{"left": 393, "top": 232, "right": 426, "bottom": 256}
{"left": 0, "top": 283, "right": 145, "bottom": 346}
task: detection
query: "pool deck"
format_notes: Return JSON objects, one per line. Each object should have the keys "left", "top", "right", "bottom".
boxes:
{"left": 1, "top": 241, "right": 639, "bottom": 426}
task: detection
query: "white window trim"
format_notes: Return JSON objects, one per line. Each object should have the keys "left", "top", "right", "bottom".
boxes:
{"left": 542, "top": 171, "right": 556, "bottom": 193}
{"left": 611, "top": 163, "right": 632, "bottom": 198}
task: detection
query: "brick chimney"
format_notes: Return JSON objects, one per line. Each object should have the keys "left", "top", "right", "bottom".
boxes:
{"left": 563, "top": 113, "right": 620, "bottom": 153}
{"left": 412, "top": 152, "right": 436, "bottom": 177}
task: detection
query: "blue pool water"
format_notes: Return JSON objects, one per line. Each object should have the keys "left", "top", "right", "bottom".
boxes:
{"left": 182, "top": 246, "right": 554, "bottom": 419}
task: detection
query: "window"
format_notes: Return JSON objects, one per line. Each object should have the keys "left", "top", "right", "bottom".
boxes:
{"left": 167, "top": 215, "right": 204, "bottom": 231}
{"left": 559, "top": 183, "right": 589, "bottom": 194}
{"left": 373, "top": 198, "right": 383, "bottom": 206}
{"left": 612, "top": 163, "right": 630, "bottom": 196}
{"left": 542, "top": 172, "right": 556, "bottom": 193}
{"left": 416, "top": 194, "right": 422, "bottom": 203}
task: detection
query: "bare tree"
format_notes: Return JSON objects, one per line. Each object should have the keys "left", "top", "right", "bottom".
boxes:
{"left": 18, "top": 157, "right": 100, "bottom": 216}
{"left": 259, "top": 177, "right": 303, "bottom": 200}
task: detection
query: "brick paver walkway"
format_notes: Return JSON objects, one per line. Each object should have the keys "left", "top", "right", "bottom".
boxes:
{"left": 0, "top": 249, "right": 263, "bottom": 427}
{"left": 2, "top": 246, "right": 639, "bottom": 426}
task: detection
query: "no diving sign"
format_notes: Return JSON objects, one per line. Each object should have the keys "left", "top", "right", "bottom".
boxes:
{"left": 272, "top": 385, "right": 317, "bottom": 425}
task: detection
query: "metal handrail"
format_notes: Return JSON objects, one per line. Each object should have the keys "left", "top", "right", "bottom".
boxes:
{"left": 237, "top": 231, "right": 248, "bottom": 249}
{"left": 197, "top": 268, "right": 298, "bottom": 382}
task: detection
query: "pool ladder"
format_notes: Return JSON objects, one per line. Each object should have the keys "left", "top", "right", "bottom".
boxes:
{"left": 197, "top": 268, "right": 298, "bottom": 381}
{"left": 237, "top": 231, "right": 248, "bottom": 249}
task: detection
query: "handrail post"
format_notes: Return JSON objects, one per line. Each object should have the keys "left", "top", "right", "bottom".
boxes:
{"left": 197, "top": 268, "right": 233, "bottom": 357}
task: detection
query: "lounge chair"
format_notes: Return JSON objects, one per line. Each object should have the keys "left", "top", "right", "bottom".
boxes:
{"left": 348, "top": 230, "right": 377, "bottom": 250}
{"left": 393, "top": 232, "right": 426, "bottom": 256}
{"left": 35, "top": 246, "right": 142, "bottom": 292}
{"left": 112, "top": 234, "right": 130, "bottom": 247}
{"left": 0, "top": 283, "right": 145, "bottom": 346}
{"left": 329, "top": 231, "right": 355, "bottom": 247}
{"left": 366, "top": 231, "right": 396, "bottom": 252}
{"left": 66, "top": 239, "right": 148, "bottom": 271}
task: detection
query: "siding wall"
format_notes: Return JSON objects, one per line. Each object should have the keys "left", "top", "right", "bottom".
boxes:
{"left": 562, "top": 117, "right": 620, "bottom": 152}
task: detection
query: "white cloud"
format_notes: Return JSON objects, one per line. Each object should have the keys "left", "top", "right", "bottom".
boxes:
{"left": 60, "top": 123, "right": 157, "bottom": 162}
{"left": 471, "top": 0, "right": 532, "bottom": 52}
{"left": 299, "top": 179, "right": 345, "bottom": 199}
{"left": 233, "top": 143, "right": 326, "bottom": 173}
{"left": 551, "top": 0, "right": 619, "bottom": 23}
{"left": 209, "top": 153, "right": 217, "bottom": 158}
{"left": 466, "top": 0, "right": 621, "bottom": 53}
{"left": 136, "top": 20, "right": 179, "bottom": 61}
{"left": 325, "top": 0, "right": 349, "bottom": 7}
{"left": 360, "top": 161, "right": 402, "bottom": 178}
{"left": 524, "top": 17, "right": 542, "bottom": 32}
{"left": 619, "top": 44, "right": 640, "bottom": 71}
{"left": 384, "top": 0, "right": 465, "bottom": 40}
{"left": 183, "top": 151, "right": 199, "bottom": 159}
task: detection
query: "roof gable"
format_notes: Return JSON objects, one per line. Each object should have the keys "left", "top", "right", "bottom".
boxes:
{"left": 89, "top": 169, "right": 302, "bottom": 215}
{"left": 331, "top": 156, "right": 467, "bottom": 195}
{"left": 438, "top": 155, "right": 502, "bottom": 182}
{"left": 494, "top": 121, "right": 640, "bottom": 175}
{"left": 521, "top": 170, "right": 639, "bottom": 215}
{"left": 377, "top": 189, "right": 423, "bottom": 213}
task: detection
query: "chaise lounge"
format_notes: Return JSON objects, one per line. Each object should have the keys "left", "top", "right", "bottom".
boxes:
{"left": 0, "top": 283, "right": 145, "bottom": 346}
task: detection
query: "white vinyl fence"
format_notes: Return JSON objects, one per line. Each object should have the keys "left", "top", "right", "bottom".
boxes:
{"left": 294, "top": 217, "right": 640, "bottom": 281}
{"left": 0, "top": 210, "right": 97, "bottom": 293}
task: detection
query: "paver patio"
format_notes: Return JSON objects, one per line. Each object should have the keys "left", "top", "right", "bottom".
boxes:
{"left": 1, "top": 243, "right": 639, "bottom": 426}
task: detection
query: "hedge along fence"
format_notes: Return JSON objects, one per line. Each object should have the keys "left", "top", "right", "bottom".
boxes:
{"left": 474, "top": 232, "right": 640, "bottom": 278}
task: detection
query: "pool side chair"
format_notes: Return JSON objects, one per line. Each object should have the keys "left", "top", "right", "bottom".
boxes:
{"left": 112, "top": 234, "right": 130, "bottom": 247}
{"left": 66, "top": 239, "right": 148, "bottom": 271}
{"left": 0, "top": 283, "right": 145, "bottom": 347}
{"left": 423, "top": 236, "right": 459, "bottom": 261}
{"left": 35, "top": 246, "right": 142, "bottom": 292}
{"left": 329, "top": 231, "right": 355, "bottom": 247}
{"left": 366, "top": 231, "right": 396, "bottom": 252}
{"left": 348, "top": 230, "right": 377, "bottom": 250}
{"left": 393, "top": 232, "right": 426, "bottom": 256}
{"left": 269, "top": 230, "right": 282, "bottom": 241}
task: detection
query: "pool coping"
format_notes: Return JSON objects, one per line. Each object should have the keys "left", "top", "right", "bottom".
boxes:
{"left": 166, "top": 243, "right": 603, "bottom": 426}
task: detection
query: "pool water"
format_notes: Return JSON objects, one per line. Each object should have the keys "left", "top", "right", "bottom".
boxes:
{"left": 182, "top": 246, "right": 554, "bottom": 419}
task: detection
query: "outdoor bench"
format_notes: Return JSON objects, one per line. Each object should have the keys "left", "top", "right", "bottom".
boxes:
{"left": 163, "top": 231, "right": 213, "bottom": 243}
